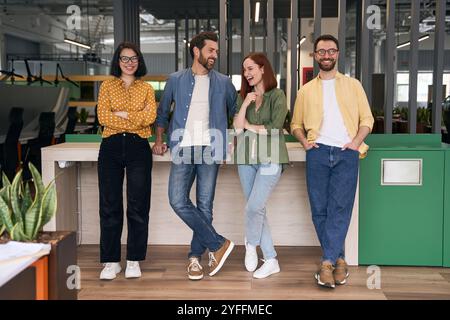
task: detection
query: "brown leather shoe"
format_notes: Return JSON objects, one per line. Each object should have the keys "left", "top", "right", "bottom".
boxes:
{"left": 314, "top": 261, "right": 335, "bottom": 288}
{"left": 334, "top": 258, "right": 349, "bottom": 285}
{"left": 187, "top": 257, "right": 203, "bottom": 281}
{"left": 208, "top": 239, "right": 235, "bottom": 276}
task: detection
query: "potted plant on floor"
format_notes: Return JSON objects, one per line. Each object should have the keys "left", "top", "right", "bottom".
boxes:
{"left": 0, "top": 163, "right": 77, "bottom": 300}
{"left": 417, "top": 107, "right": 431, "bottom": 133}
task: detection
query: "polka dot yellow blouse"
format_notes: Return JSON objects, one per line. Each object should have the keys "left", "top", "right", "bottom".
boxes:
{"left": 97, "top": 77, "right": 157, "bottom": 138}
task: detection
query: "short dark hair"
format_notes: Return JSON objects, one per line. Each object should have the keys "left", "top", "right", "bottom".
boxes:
{"left": 313, "top": 34, "right": 339, "bottom": 52}
{"left": 189, "top": 31, "right": 218, "bottom": 59}
{"left": 110, "top": 42, "right": 147, "bottom": 78}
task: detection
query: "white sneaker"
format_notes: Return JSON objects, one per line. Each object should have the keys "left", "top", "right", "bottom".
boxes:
{"left": 253, "top": 258, "right": 280, "bottom": 279}
{"left": 125, "top": 260, "right": 142, "bottom": 279}
{"left": 244, "top": 238, "right": 258, "bottom": 272}
{"left": 99, "top": 262, "right": 121, "bottom": 280}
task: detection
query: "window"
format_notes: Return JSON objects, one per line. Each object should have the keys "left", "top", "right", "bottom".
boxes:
{"left": 397, "top": 73, "right": 409, "bottom": 102}
{"left": 443, "top": 74, "right": 450, "bottom": 98}
{"left": 396, "top": 72, "right": 445, "bottom": 104}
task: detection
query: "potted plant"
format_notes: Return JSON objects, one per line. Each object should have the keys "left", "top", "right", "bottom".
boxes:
{"left": 0, "top": 214, "right": 5, "bottom": 243}
{"left": 443, "top": 96, "right": 450, "bottom": 142}
{"left": 417, "top": 107, "right": 431, "bottom": 133}
{"left": 77, "top": 108, "right": 89, "bottom": 124}
{"left": 393, "top": 106, "right": 408, "bottom": 133}
{"left": 0, "top": 163, "right": 77, "bottom": 300}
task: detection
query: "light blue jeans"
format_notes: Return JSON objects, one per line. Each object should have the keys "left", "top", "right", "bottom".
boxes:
{"left": 238, "top": 163, "right": 282, "bottom": 260}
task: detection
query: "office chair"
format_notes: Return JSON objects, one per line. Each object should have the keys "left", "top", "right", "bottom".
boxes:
{"left": 23, "top": 112, "right": 55, "bottom": 178}
{"left": 0, "top": 107, "right": 24, "bottom": 184}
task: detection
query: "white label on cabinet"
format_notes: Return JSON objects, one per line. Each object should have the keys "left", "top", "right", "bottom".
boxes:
{"left": 381, "top": 159, "right": 422, "bottom": 186}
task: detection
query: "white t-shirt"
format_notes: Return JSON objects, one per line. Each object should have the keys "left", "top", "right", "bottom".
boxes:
{"left": 180, "top": 74, "right": 211, "bottom": 147}
{"left": 315, "top": 79, "right": 352, "bottom": 148}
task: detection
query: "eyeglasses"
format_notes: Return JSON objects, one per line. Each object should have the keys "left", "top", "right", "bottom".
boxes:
{"left": 119, "top": 56, "right": 139, "bottom": 63}
{"left": 315, "top": 49, "right": 339, "bottom": 56}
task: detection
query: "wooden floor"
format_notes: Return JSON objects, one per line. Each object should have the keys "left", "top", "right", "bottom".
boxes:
{"left": 77, "top": 245, "right": 450, "bottom": 300}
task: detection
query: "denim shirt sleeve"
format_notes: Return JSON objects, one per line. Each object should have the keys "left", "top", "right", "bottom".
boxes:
{"left": 225, "top": 79, "right": 237, "bottom": 120}
{"left": 156, "top": 75, "right": 174, "bottom": 129}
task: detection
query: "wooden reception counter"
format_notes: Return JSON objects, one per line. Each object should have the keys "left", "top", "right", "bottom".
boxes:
{"left": 41, "top": 141, "right": 359, "bottom": 265}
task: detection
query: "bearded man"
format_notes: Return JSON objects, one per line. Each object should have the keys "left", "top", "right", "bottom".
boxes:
{"left": 291, "top": 34, "right": 374, "bottom": 289}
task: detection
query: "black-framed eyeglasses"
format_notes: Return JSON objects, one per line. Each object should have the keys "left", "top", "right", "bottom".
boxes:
{"left": 315, "top": 49, "right": 339, "bottom": 56}
{"left": 119, "top": 56, "right": 139, "bottom": 63}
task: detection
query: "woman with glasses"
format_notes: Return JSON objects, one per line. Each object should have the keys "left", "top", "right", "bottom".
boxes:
{"left": 233, "top": 53, "right": 289, "bottom": 279}
{"left": 97, "top": 42, "right": 157, "bottom": 280}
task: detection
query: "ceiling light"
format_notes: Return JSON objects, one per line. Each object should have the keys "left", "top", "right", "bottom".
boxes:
{"left": 255, "top": 2, "right": 260, "bottom": 23}
{"left": 396, "top": 34, "right": 430, "bottom": 49}
{"left": 64, "top": 38, "right": 91, "bottom": 50}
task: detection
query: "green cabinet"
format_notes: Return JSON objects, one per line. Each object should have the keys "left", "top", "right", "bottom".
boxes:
{"left": 359, "top": 134, "right": 449, "bottom": 267}
{"left": 444, "top": 148, "right": 450, "bottom": 267}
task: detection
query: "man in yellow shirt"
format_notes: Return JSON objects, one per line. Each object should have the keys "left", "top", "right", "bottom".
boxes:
{"left": 291, "top": 35, "right": 374, "bottom": 289}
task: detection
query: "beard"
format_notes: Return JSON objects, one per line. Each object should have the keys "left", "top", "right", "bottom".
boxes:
{"left": 198, "top": 52, "right": 216, "bottom": 70}
{"left": 318, "top": 58, "right": 336, "bottom": 71}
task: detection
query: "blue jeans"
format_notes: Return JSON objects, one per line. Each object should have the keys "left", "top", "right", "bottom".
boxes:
{"left": 238, "top": 163, "right": 282, "bottom": 260}
{"left": 305, "top": 143, "right": 359, "bottom": 265}
{"left": 168, "top": 146, "right": 225, "bottom": 259}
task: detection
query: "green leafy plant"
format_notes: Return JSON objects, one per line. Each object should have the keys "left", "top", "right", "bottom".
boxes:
{"left": 0, "top": 214, "right": 4, "bottom": 236}
{"left": 393, "top": 106, "right": 408, "bottom": 121}
{"left": 372, "top": 109, "right": 384, "bottom": 118}
{"left": 0, "top": 163, "right": 57, "bottom": 242}
{"left": 391, "top": 107, "right": 433, "bottom": 125}
{"left": 77, "top": 108, "right": 89, "bottom": 124}
{"left": 417, "top": 107, "right": 431, "bottom": 126}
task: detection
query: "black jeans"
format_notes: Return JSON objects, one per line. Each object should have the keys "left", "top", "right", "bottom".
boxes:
{"left": 98, "top": 133, "right": 152, "bottom": 262}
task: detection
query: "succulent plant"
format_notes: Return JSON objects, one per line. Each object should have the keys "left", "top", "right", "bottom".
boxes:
{"left": 0, "top": 162, "right": 57, "bottom": 241}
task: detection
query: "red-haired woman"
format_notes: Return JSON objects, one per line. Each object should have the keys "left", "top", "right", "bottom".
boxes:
{"left": 233, "top": 53, "right": 289, "bottom": 279}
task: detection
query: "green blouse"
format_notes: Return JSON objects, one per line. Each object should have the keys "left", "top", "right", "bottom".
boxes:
{"left": 233, "top": 88, "right": 289, "bottom": 164}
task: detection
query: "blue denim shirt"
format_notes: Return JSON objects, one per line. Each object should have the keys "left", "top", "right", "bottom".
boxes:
{"left": 156, "top": 68, "right": 237, "bottom": 161}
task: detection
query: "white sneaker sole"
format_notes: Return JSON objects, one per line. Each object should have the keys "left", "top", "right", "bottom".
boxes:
{"left": 99, "top": 267, "right": 122, "bottom": 280}
{"left": 125, "top": 272, "right": 142, "bottom": 279}
{"left": 335, "top": 272, "right": 350, "bottom": 285}
{"left": 100, "top": 274, "right": 117, "bottom": 280}
{"left": 314, "top": 273, "right": 335, "bottom": 288}
{"left": 209, "top": 241, "right": 235, "bottom": 276}
{"left": 253, "top": 267, "right": 280, "bottom": 279}
{"left": 245, "top": 262, "right": 258, "bottom": 272}
{"left": 188, "top": 274, "right": 204, "bottom": 281}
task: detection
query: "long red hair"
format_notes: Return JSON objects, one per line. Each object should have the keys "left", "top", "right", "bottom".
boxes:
{"left": 240, "top": 52, "right": 277, "bottom": 100}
